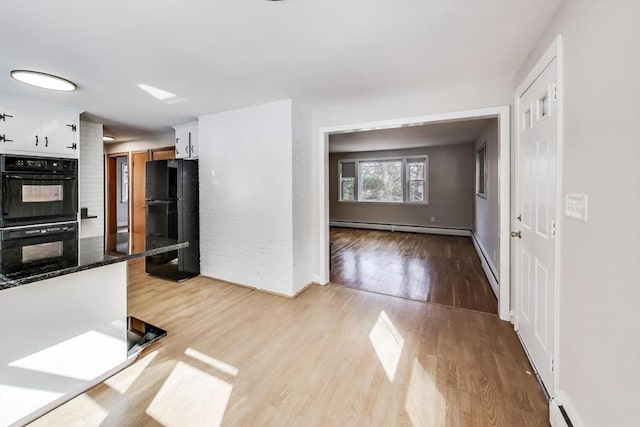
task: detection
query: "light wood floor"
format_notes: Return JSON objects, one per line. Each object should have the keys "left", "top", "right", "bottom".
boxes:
{"left": 330, "top": 228, "right": 498, "bottom": 314}
{"left": 31, "top": 258, "right": 547, "bottom": 426}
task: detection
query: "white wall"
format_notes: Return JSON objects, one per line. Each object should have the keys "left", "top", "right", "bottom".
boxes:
{"left": 514, "top": 1, "right": 640, "bottom": 426}
{"left": 198, "top": 100, "right": 296, "bottom": 296}
{"left": 291, "top": 103, "right": 314, "bottom": 294}
{"left": 473, "top": 119, "right": 500, "bottom": 278}
{"left": 310, "top": 78, "right": 514, "bottom": 281}
{"left": 79, "top": 121, "right": 104, "bottom": 238}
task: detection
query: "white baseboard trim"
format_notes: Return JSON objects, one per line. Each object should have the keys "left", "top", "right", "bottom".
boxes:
{"left": 470, "top": 232, "right": 499, "bottom": 298}
{"left": 330, "top": 220, "right": 472, "bottom": 237}
{"left": 312, "top": 274, "right": 325, "bottom": 285}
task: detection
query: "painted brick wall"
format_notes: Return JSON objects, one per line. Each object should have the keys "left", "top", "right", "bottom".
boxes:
{"left": 292, "top": 103, "right": 314, "bottom": 293}
{"left": 198, "top": 100, "right": 295, "bottom": 295}
{"left": 79, "top": 121, "right": 104, "bottom": 238}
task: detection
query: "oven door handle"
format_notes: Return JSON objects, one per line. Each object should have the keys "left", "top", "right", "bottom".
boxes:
{"left": 4, "top": 175, "right": 77, "bottom": 181}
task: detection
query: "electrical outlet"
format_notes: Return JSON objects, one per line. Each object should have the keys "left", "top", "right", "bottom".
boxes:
{"left": 430, "top": 217, "right": 435, "bottom": 223}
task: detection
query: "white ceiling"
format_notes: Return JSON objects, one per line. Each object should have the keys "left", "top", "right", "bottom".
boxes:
{"left": 329, "top": 118, "right": 492, "bottom": 153}
{"left": 0, "top": 1, "right": 560, "bottom": 141}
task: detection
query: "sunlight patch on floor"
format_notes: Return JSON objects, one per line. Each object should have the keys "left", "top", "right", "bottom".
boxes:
{"left": 405, "top": 357, "right": 445, "bottom": 427}
{"left": 369, "top": 311, "right": 404, "bottom": 382}
{"left": 146, "top": 361, "right": 232, "bottom": 427}
{"left": 185, "top": 347, "right": 238, "bottom": 377}
{"left": 105, "top": 350, "right": 158, "bottom": 394}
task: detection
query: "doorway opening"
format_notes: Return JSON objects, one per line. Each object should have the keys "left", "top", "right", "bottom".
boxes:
{"left": 319, "top": 106, "right": 511, "bottom": 320}
{"left": 105, "top": 145, "right": 176, "bottom": 254}
{"left": 106, "top": 152, "right": 130, "bottom": 254}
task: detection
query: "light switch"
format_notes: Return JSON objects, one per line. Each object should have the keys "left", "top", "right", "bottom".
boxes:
{"left": 565, "top": 193, "right": 588, "bottom": 222}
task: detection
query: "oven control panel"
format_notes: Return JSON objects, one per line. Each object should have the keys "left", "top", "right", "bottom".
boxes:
{"left": 1, "top": 155, "right": 77, "bottom": 173}
{"left": 1, "top": 222, "right": 78, "bottom": 241}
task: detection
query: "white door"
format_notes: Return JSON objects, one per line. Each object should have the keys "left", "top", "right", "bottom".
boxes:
{"left": 515, "top": 58, "right": 558, "bottom": 392}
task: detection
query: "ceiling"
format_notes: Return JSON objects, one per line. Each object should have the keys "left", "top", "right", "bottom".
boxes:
{"left": 0, "top": 1, "right": 560, "bottom": 141}
{"left": 329, "top": 118, "right": 492, "bottom": 153}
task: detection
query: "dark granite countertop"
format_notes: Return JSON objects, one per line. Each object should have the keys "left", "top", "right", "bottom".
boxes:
{"left": 0, "top": 233, "right": 188, "bottom": 290}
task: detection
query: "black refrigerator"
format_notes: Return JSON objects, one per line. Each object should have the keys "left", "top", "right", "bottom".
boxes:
{"left": 145, "top": 159, "right": 199, "bottom": 281}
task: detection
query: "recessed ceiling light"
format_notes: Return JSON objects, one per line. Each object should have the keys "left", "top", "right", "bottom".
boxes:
{"left": 103, "top": 136, "right": 115, "bottom": 142}
{"left": 10, "top": 70, "right": 77, "bottom": 91}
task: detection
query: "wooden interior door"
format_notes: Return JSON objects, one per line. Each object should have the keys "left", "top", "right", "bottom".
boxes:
{"left": 131, "top": 151, "right": 149, "bottom": 249}
{"left": 106, "top": 156, "right": 118, "bottom": 252}
{"left": 151, "top": 146, "right": 175, "bottom": 160}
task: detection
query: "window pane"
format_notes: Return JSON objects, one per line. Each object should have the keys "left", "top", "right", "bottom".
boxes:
{"left": 477, "top": 146, "right": 486, "bottom": 196}
{"left": 360, "top": 161, "right": 402, "bottom": 202}
{"left": 341, "top": 162, "right": 356, "bottom": 178}
{"left": 341, "top": 179, "right": 355, "bottom": 201}
{"left": 408, "top": 162, "right": 424, "bottom": 180}
{"left": 409, "top": 180, "right": 424, "bottom": 202}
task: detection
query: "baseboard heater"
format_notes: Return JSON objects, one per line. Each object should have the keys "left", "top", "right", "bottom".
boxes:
{"left": 330, "top": 220, "right": 471, "bottom": 237}
{"left": 550, "top": 398, "right": 575, "bottom": 427}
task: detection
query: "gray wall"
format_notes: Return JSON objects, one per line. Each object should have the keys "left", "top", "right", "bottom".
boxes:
{"left": 514, "top": 1, "right": 640, "bottom": 425}
{"left": 329, "top": 144, "right": 474, "bottom": 229}
{"left": 115, "top": 156, "right": 128, "bottom": 227}
{"left": 473, "top": 119, "right": 499, "bottom": 277}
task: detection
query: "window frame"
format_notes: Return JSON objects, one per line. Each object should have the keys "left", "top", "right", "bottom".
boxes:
{"left": 406, "top": 156, "right": 428, "bottom": 204}
{"left": 338, "top": 161, "right": 357, "bottom": 202}
{"left": 338, "top": 156, "right": 429, "bottom": 205}
{"left": 357, "top": 158, "right": 403, "bottom": 203}
{"left": 476, "top": 143, "right": 487, "bottom": 199}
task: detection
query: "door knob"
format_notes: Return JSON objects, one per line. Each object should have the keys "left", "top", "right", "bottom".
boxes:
{"left": 511, "top": 231, "right": 522, "bottom": 239}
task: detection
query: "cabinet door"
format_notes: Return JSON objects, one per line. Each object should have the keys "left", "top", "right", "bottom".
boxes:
{"left": 174, "top": 127, "right": 190, "bottom": 159}
{"left": 0, "top": 103, "right": 41, "bottom": 153}
{"left": 41, "top": 109, "right": 78, "bottom": 156}
{"left": 187, "top": 124, "right": 198, "bottom": 158}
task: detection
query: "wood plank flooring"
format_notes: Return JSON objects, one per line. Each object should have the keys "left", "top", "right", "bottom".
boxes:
{"left": 30, "top": 258, "right": 547, "bottom": 426}
{"left": 330, "top": 227, "right": 498, "bottom": 314}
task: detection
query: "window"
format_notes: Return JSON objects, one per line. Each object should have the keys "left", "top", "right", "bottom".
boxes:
{"left": 407, "top": 158, "right": 426, "bottom": 202}
{"left": 339, "top": 162, "right": 356, "bottom": 201}
{"left": 476, "top": 144, "right": 487, "bottom": 198}
{"left": 338, "top": 157, "right": 428, "bottom": 204}
{"left": 359, "top": 160, "right": 402, "bottom": 202}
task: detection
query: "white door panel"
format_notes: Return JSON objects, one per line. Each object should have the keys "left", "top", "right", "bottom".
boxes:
{"left": 516, "top": 59, "right": 558, "bottom": 392}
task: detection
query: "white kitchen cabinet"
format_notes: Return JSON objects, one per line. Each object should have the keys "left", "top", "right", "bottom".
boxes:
{"left": 40, "top": 108, "right": 79, "bottom": 155}
{"left": 0, "top": 95, "right": 81, "bottom": 158}
{"left": 173, "top": 121, "right": 198, "bottom": 159}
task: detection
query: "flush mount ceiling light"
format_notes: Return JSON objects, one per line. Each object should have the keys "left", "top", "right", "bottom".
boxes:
{"left": 103, "top": 136, "right": 115, "bottom": 142}
{"left": 10, "top": 70, "right": 77, "bottom": 92}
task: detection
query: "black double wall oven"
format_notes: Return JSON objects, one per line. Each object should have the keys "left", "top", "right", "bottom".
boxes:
{"left": 0, "top": 155, "right": 79, "bottom": 279}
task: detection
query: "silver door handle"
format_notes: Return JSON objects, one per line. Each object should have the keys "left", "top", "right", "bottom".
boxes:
{"left": 511, "top": 231, "right": 522, "bottom": 239}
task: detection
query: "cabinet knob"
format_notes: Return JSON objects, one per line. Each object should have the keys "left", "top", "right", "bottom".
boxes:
{"left": 0, "top": 134, "right": 14, "bottom": 143}
{"left": 45, "top": 136, "right": 49, "bottom": 147}
{"left": 0, "top": 113, "right": 13, "bottom": 122}
{"left": 35, "top": 135, "right": 39, "bottom": 146}
{"left": 66, "top": 143, "right": 77, "bottom": 150}
{"left": 66, "top": 124, "right": 77, "bottom": 132}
